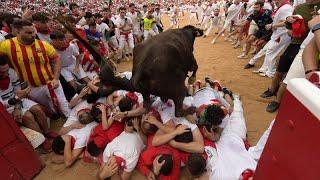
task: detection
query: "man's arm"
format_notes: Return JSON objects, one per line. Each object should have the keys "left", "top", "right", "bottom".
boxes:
{"left": 63, "top": 135, "right": 83, "bottom": 167}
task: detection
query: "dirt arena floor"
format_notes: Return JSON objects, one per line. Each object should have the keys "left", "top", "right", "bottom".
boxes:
{"left": 35, "top": 14, "right": 276, "bottom": 180}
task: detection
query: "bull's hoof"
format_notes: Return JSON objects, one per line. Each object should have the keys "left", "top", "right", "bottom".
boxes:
{"left": 188, "top": 76, "right": 196, "bottom": 85}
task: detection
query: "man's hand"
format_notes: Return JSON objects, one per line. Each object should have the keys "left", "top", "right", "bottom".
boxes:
{"left": 147, "top": 171, "right": 157, "bottom": 180}
{"left": 203, "top": 126, "right": 216, "bottom": 141}
{"left": 265, "top": 24, "right": 272, "bottom": 31}
{"left": 49, "top": 79, "right": 60, "bottom": 89}
{"left": 97, "top": 104, "right": 106, "bottom": 114}
{"left": 73, "top": 66, "right": 80, "bottom": 74}
{"left": 308, "top": 15, "right": 320, "bottom": 29}
{"left": 133, "top": 117, "right": 141, "bottom": 131}
{"left": 12, "top": 108, "right": 23, "bottom": 122}
{"left": 79, "top": 86, "right": 89, "bottom": 98}
{"left": 113, "top": 112, "right": 125, "bottom": 121}
{"left": 144, "top": 114, "right": 159, "bottom": 126}
{"left": 102, "top": 160, "right": 119, "bottom": 178}
{"left": 174, "top": 125, "right": 189, "bottom": 135}
{"left": 16, "top": 87, "right": 31, "bottom": 100}
{"left": 153, "top": 155, "right": 166, "bottom": 176}
{"left": 286, "top": 16, "right": 296, "bottom": 23}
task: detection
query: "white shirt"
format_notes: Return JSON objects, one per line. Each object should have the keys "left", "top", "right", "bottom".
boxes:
{"left": 0, "top": 68, "right": 20, "bottom": 110}
{"left": 63, "top": 99, "right": 92, "bottom": 127}
{"left": 115, "top": 16, "right": 133, "bottom": 32}
{"left": 225, "top": 3, "right": 242, "bottom": 22}
{"left": 103, "top": 131, "right": 145, "bottom": 172}
{"left": 0, "top": 33, "right": 5, "bottom": 42}
{"left": 67, "top": 121, "right": 98, "bottom": 149}
{"left": 57, "top": 43, "right": 79, "bottom": 68}
{"left": 208, "top": 134, "right": 257, "bottom": 180}
{"left": 127, "top": 11, "right": 140, "bottom": 28}
{"left": 270, "top": 4, "right": 293, "bottom": 40}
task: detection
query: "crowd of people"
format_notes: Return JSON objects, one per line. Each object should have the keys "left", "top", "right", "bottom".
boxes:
{"left": 1, "top": 0, "right": 320, "bottom": 179}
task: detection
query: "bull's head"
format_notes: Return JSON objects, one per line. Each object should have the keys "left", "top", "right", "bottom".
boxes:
{"left": 182, "top": 25, "right": 204, "bottom": 44}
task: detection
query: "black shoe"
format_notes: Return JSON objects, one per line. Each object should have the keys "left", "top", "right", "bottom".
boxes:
{"left": 260, "top": 89, "right": 274, "bottom": 98}
{"left": 204, "top": 76, "right": 214, "bottom": 87}
{"left": 222, "top": 87, "right": 233, "bottom": 99}
{"left": 266, "top": 101, "right": 279, "bottom": 113}
{"left": 244, "top": 64, "right": 254, "bottom": 69}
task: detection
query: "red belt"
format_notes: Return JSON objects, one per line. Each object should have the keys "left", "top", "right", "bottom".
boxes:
{"left": 120, "top": 32, "right": 130, "bottom": 40}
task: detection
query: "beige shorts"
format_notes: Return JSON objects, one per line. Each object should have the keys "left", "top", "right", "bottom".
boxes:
{"left": 248, "top": 21, "right": 258, "bottom": 35}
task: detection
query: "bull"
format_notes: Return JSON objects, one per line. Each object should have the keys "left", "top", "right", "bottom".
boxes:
{"left": 57, "top": 15, "right": 202, "bottom": 117}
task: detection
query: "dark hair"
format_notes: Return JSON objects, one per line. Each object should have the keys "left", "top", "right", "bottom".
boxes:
{"left": 84, "top": 12, "right": 93, "bottom": 18}
{"left": 89, "top": 22, "right": 96, "bottom": 28}
{"left": 254, "top": 0, "right": 264, "bottom": 7}
{"left": 0, "top": 13, "right": 21, "bottom": 28}
{"left": 87, "top": 86, "right": 100, "bottom": 103}
{"left": 65, "top": 15, "right": 77, "bottom": 24}
{"left": 205, "top": 105, "right": 225, "bottom": 126}
{"left": 50, "top": 30, "right": 65, "bottom": 40}
{"left": 87, "top": 141, "right": 104, "bottom": 157}
{"left": 119, "top": 7, "right": 126, "bottom": 11}
{"left": 78, "top": 112, "right": 94, "bottom": 124}
{"left": 12, "top": 19, "right": 33, "bottom": 30}
{"left": 103, "top": 8, "right": 111, "bottom": 12}
{"left": 143, "top": 121, "right": 158, "bottom": 135}
{"left": 32, "top": 12, "right": 49, "bottom": 23}
{"left": 0, "top": 54, "right": 10, "bottom": 66}
{"left": 90, "top": 103, "right": 103, "bottom": 122}
{"left": 118, "top": 97, "right": 133, "bottom": 112}
{"left": 158, "top": 154, "right": 173, "bottom": 176}
{"left": 52, "top": 136, "right": 65, "bottom": 155}
{"left": 187, "top": 153, "right": 206, "bottom": 177}
{"left": 69, "top": 3, "right": 79, "bottom": 11}
{"left": 129, "top": 3, "right": 135, "bottom": 7}
{"left": 174, "top": 127, "right": 193, "bottom": 143}
{"left": 94, "top": 13, "right": 103, "bottom": 18}
{"left": 143, "top": 5, "right": 148, "bottom": 8}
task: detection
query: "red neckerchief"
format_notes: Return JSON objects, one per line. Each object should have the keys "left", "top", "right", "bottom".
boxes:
{"left": 126, "top": 92, "right": 139, "bottom": 106}
{"left": 0, "top": 77, "right": 10, "bottom": 90}
{"left": 292, "top": 18, "right": 306, "bottom": 38}
{"left": 1, "top": 26, "right": 10, "bottom": 33}
{"left": 272, "top": 1, "right": 291, "bottom": 17}
{"left": 57, "top": 42, "right": 70, "bottom": 51}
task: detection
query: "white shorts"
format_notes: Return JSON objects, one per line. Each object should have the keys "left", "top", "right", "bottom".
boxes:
{"left": 61, "top": 65, "right": 87, "bottom": 82}
{"left": 283, "top": 50, "right": 305, "bottom": 84}
{"left": 248, "top": 21, "right": 258, "bottom": 35}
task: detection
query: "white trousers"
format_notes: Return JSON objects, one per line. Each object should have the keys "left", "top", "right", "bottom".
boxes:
{"left": 28, "top": 82, "right": 71, "bottom": 117}
{"left": 200, "top": 16, "right": 211, "bottom": 29}
{"left": 249, "top": 35, "right": 291, "bottom": 77}
{"left": 189, "top": 12, "right": 198, "bottom": 24}
{"left": 144, "top": 29, "right": 156, "bottom": 41}
{"left": 118, "top": 33, "right": 134, "bottom": 54}
{"left": 204, "top": 19, "right": 222, "bottom": 36}
{"left": 248, "top": 120, "right": 275, "bottom": 161}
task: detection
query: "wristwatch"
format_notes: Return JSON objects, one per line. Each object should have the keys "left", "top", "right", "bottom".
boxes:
{"left": 312, "top": 23, "right": 320, "bottom": 33}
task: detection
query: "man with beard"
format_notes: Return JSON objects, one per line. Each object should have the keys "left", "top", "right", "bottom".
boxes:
{"left": 238, "top": 1, "right": 273, "bottom": 59}
{"left": 0, "top": 19, "right": 70, "bottom": 118}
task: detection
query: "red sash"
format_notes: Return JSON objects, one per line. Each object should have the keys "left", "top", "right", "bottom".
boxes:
{"left": 47, "top": 83, "right": 62, "bottom": 115}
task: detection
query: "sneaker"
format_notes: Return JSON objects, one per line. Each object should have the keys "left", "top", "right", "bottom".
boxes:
{"left": 244, "top": 64, "right": 254, "bottom": 69}
{"left": 259, "top": 72, "right": 267, "bottom": 77}
{"left": 237, "top": 54, "right": 248, "bottom": 59}
{"left": 234, "top": 42, "right": 241, "bottom": 49}
{"left": 266, "top": 101, "right": 280, "bottom": 113}
{"left": 224, "top": 37, "right": 230, "bottom": 41}
{"left": 253, "top": 70, "right": 262, "bottom": 73}
{"left": 211, "top": 39, "right": 216, "bottom": 44}
{"left": 221, "top": 33, "right": 225, "bottom": 36}
{"left": 231, "top": 41, "right": 237, "bottom": 45}
{"left": 260, "top": 89, "right": 275, "bottom": 98}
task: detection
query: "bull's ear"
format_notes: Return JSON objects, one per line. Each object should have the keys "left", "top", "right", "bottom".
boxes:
{"left": 196, "top": 28, "right": 204, "bottom": 37}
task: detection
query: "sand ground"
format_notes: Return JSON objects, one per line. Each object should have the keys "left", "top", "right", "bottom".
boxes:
{"left": 35, "top": 14, "right": 276, "bottom": 180}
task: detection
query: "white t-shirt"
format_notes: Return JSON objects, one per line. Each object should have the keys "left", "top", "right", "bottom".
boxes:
{"left": 173, "top": 117, "right": 198, "bottom": 131}
{"left": 208, "top": 134, "right": 257, "bottom": 180}
{"left": 103, "top": 131, "right": 145, "bottom": 172}
{"left": 63, "top": 95, "right": 106, "bottom": 127}
{"left": 126, "top": 11, "right": 140, "bottom": 28}
{"left": 57, "top": 43, "right": 79, "bottom": 68}
{"left": 270, "top": 4, "right": 293, "bottom": 40}
{"left": 115, "top": 16, "right": 133, "bottom": 32}
{"left": 192, "top": 87, "right": 230, "bottom": 109}
{"left": 225, "top": 3, "right": 242, "bottom": 22}
{"left": 67, "top": 121, "right": 98, "bottom": 149}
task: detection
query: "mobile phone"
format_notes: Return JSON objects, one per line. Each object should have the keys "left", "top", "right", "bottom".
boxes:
{"left": 21, "top": 81, "right": 29, "bottom": 90}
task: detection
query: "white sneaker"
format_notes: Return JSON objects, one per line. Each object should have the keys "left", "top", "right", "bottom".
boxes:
{"left": 211, "top": 39, "right": 216, "bottom": 44}
{"left": 231, "top": 41, "right": 237, "bottom": 45}
{"left": 259, "top": 72, "right": 267, "bottom": 77}
{"left": 253, "top": 70, "right": 262, "bottom": 73}
{"left": 234, "top": 42, "right": 241, "bottom": 48}
{"left": 221, "top": 33, "right": 225, "bottom": 37}
{"left": 237, "top": 54, "right": 248, "bottom": 59}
